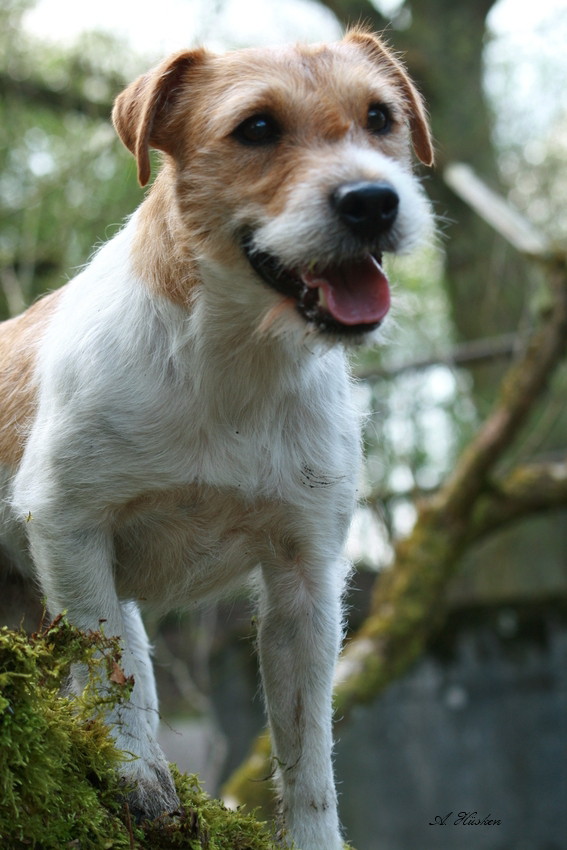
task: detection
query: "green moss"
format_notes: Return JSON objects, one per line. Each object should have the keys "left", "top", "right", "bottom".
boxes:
{"left": 0, "top": 618, "right": 281, "bottom": 850}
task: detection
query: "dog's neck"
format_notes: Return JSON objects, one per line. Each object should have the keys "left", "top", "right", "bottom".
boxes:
{"left": 130, "top": 168, "right": 201, "bottom": 307}
{"left": 126, "top": 177, "right": 343, "bottom": 426}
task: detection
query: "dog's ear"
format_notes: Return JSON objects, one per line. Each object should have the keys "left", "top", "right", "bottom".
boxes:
{"left": 345, "top": 29, "right": 434, "bottom": 167}
{"left": 112, "top": 48, "right": 207, "bottom": 187}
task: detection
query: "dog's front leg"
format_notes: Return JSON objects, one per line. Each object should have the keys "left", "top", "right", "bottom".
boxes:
{"left": 258, "top": 558, "right": 345, "bottom": 850}
{"left": 23, "top": 520, "right": 179, "bottom": 819}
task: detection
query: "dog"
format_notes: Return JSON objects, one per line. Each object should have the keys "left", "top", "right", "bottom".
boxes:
{"left": 0, "top": 28, "right": 433, "bottom": 849}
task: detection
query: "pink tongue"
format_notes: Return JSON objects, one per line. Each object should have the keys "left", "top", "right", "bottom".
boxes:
{"left": 301, "top": 255, "right": 390, "bottom": 326}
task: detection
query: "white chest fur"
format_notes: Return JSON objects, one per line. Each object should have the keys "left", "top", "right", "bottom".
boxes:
{"left": 11, "top": 221, "right": 361, "bottom": 608}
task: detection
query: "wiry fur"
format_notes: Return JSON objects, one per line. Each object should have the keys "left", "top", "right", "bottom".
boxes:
{"left": 0, "top": 29, "right": 433, "bottom": 849}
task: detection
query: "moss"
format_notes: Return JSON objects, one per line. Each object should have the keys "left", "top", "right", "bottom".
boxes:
{"left": 0, "top": 617, "right": 281, "bottom": 850}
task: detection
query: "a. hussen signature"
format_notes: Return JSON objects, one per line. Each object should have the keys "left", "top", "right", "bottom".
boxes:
{"left": 429, "top": 812, "right": 502, "bottom": 826}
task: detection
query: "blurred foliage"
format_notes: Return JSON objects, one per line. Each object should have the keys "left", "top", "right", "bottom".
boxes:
{"left": 0, "top": 0, "right": 142, "bottom": 317}
{"left": 485, "top": 2, "right": 567, "bottom": 244}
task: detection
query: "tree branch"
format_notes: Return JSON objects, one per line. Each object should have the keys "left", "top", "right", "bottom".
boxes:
{"left": 444, "top": 163, "right": 551, "bottom": 257}
{"left": 355, "top": 332, "right": 520, "bottom": 380}
{"left": 469, "top": 458, "right": 567, "bottom": 542}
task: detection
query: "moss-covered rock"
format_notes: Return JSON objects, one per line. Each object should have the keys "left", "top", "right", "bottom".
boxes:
{"left": 0, "top": 617, "right": 280, "bottom": 850}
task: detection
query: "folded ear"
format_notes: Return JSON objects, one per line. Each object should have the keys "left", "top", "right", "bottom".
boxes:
{"left": 112, "top": 48, "right": 207, "bottom": 186}
{"left": 345, "top": 29, "right": 434, "bottom": 167}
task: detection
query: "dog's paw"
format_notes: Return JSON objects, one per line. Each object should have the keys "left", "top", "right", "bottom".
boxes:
{"left": 121, "top": 757, "right": 181, "bottom": 821}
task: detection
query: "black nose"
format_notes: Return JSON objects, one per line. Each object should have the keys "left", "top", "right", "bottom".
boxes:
{"left": 331, "top": 181, "right": 399, "bottom": 238}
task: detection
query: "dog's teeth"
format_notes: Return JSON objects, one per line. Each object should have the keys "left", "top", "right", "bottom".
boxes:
{"left": 318, "top": 287, "right": 329, "bottom": 310}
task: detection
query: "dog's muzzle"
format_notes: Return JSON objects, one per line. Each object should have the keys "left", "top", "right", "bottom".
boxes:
{"left": 243, "top": 180, "right": 399, "bottom": 335}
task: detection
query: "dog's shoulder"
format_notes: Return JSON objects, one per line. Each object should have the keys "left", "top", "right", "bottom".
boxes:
{"left": 0, "top": 290, "right": 62, "bottom": 467}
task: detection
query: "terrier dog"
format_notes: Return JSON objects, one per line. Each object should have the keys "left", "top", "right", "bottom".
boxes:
{"left": 0, "top": 29, "right": 433, "bottom": 849}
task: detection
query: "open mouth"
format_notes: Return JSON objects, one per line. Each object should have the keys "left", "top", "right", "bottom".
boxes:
{"left": 243, "top": 238, "right": 390, "bottom": 335}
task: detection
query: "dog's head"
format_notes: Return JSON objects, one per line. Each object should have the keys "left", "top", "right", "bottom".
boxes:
{"left": 113, "top": 29, "right": 434, "bottom": 342}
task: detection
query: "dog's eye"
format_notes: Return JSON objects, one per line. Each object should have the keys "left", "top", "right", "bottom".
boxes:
{"left": 233, "top": 114, "right": 281, "bottom": 145}
{"left": 367, "top": 104, "right": 392, "bottom": 135}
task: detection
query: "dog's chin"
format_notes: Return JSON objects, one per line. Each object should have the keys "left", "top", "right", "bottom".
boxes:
{"left": 242, "top": 238, "right": 389, "bottom": 339}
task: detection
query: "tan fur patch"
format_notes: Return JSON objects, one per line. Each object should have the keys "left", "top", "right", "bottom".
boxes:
{"left": 130, "top": 168, "right": 202, "bottom": 306}
{"left": 0, "top": 291, "right": 61, "bottom": 466}
{"left": 113, "top": 483, "right": 304, "bottom": 608}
